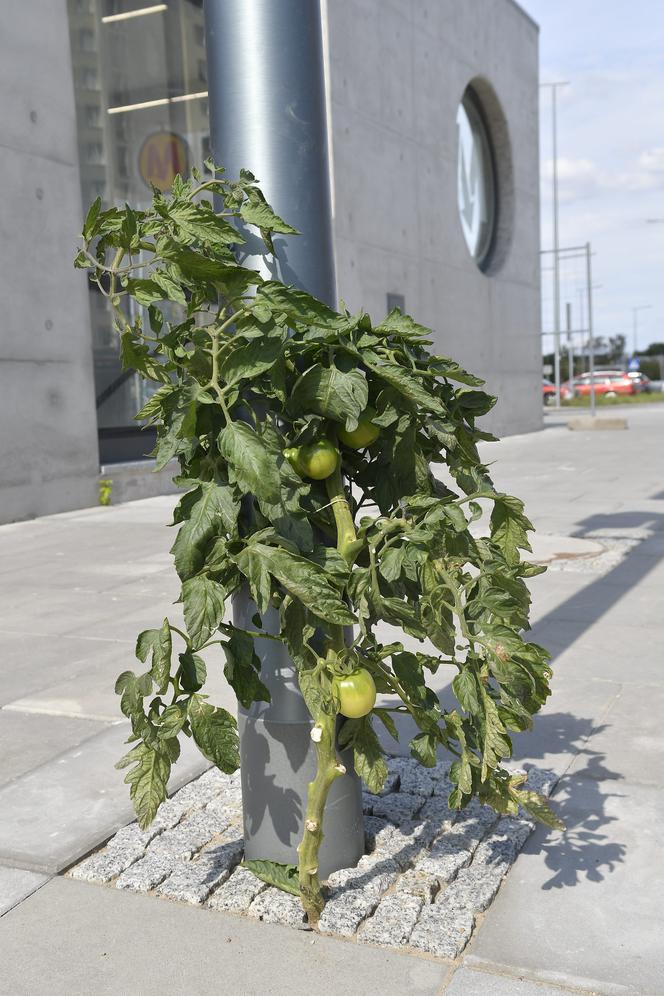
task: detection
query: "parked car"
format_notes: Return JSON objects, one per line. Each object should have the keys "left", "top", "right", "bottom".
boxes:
{"left": 627, "top": 372, "right": 651, "bottom": 393}
{"left": 560, "top": 372, "right": 635, "bottom": 400}
{"left": 543, "top": 378, "right": 556, "bottom": 404}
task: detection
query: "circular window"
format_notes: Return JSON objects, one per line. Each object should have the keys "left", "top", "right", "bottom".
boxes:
{"left": 456, "top": 89, "right": 496, "bottom": 268}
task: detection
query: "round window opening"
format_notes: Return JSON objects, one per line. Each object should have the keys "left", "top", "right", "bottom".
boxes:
{"left": 456, "top": 89, "right": 496, "bottom": 269}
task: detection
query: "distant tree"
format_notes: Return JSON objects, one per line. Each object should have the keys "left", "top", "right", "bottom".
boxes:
{"left": 606, "top": 335, "right": 626, "bottom": 363}
{"left": 640, "top": 342, "right": 664, "bottom": 356}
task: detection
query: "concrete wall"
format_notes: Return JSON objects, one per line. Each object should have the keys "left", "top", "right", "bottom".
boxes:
{"left": 0, "top": 0, "right": 99, "bottom": 523}
{"left": 325, "top": 0, "right": 541, "bottom": 436}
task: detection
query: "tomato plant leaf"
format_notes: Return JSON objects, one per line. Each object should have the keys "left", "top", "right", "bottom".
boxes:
{"left": 242, "top": 859, "right": 300, "bottom": 896}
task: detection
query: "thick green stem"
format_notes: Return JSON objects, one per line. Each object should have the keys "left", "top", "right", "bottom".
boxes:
{"left": 325, "top": 465, "right": 361, "bottom": 565}
{"left": 297, "top": 700, "right": 344, "bottom": 925}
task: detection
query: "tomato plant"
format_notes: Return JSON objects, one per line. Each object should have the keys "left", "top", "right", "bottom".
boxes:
{"left": 75, "top": 162, "right": 560, "bottom": 926}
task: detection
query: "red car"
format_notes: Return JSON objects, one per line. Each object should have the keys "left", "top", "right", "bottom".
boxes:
{"left": 561, "top": 372, "right": 635, "bottom": 400}
{"left": 543, "top": 379, "right": 556, "bottom": 404}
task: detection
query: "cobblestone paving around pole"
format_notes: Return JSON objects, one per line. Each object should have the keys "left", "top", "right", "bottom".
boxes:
{"left": 69, "top": 758, "right": 558, "bottom": 959}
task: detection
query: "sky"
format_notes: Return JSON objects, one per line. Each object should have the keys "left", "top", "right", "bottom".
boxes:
{"left": 520, "top": 0, "right": 664, "bottom": 353}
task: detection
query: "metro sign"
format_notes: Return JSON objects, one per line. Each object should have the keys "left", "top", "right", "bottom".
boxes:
{"left": 139, "top": 131, "right": 189, "bottom": 192}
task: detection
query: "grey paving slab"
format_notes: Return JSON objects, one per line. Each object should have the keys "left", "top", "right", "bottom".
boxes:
{"left": 0, "top": 877, "right": 447, "bottom": 996}
{"left": 0, "top": 711, "right": 107, "bottom": 786}
{"left": 564, "top": 682, "right": 664, "bottom": 789}
{"left": 0, "top": 630, "right": 130, "bottom": 707}
{"left": 0, "top": 723, "right": 210, "bottom": 873}
{"left": 467, "top": 779, "right": 664, "bottom": 996}
{"left": 445, "top": 966, "right": 595, "bottom": 996}
{"left": 0, "top": 865, "right": 49, "bottom": 916}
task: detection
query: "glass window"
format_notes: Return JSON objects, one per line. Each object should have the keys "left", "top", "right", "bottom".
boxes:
{"left": 67, "top": 0, "right": 209, "bottom": 461}
{"left": 456, "top": 89, "right": 496, "bottom": 269}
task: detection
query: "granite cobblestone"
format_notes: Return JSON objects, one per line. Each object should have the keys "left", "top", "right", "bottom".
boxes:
{"left": 70, "top": 761, "right": 549, "bottom": 959}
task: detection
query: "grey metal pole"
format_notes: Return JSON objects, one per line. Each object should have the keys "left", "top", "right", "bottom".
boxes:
{"left": 203, "top": 0, "right": 336, "bottom": 304}
{"left": 203, "top": 0, "right": 364, "bottom": 878}
{"left": 552, "top": 87, "right": 561, "bottom": 409}
{"left": 541, "top": 82, "right": 569, "bottom": 408}
{"left": 566, "top": 301, "right": 574, "bottom": 398}
{"left": 586, "top": 243, "right": 597, "bottom": 418}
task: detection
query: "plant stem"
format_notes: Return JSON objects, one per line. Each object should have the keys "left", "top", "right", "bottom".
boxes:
{"left": 297, "top": 696, "right": 344, "bottom": 925}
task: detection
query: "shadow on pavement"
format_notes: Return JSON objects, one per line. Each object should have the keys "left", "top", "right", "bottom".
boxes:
{"left": 527, "top": 495, "right": 664, "bottom": 658}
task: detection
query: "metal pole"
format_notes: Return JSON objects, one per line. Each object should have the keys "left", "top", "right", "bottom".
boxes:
{"left": 203, "top": 0, "right": 363, "bottom": 878}
{"left": 203, "top": 0, "right": 336, "bottom": 303}
{"left": 586, "top": 243, "right": 597, "bottom": 417}
{"left": 552, "top": 87, "right": 561, "bottom": 408}
{"left": 540, "top": 81, "right": 569, "bottom": 406}
{"left": 566, "top": 301, "right": 574, "bottom": 398}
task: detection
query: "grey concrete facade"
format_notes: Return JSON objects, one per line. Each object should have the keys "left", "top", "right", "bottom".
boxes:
{"left": 325, "top": 0, "right": 541, "bottom": 436}
{"left": 0, "top": 0, "right": 540, "bottom": 523}
{"left": 0, "top": 0, "right": 100, "bottom": 523}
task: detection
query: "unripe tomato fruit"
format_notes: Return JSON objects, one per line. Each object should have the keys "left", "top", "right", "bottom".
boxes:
{"left": 333, "top": 668, "right": 377, "bottom": 719}
{"left": 338, "top": 409, "right": 380, "bottom": 449}
{"left": 287, "top": 440, "right": 339, "bottom": 480}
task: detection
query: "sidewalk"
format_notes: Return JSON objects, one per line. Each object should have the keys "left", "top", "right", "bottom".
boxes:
{"left": 1, "top": 404, "right": 663, "bottom": 994}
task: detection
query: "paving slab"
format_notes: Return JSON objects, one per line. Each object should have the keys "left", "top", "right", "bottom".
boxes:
{"left": 445, "top": 966, "right": 592, "bottom": 995}
{"left": 0, "top": 865, "right": 49, "bottom": 916}
{"left": 0, "top": 724, "right": 210, "bottom": 873}
{"left": 466, "top": 779, "right": 664, "bottom": 996}
{"left": 0, "top": 877, "right": 448, "bottom": 996}
{"left": 0, "top": 711, "right": 107, "bottom": 786}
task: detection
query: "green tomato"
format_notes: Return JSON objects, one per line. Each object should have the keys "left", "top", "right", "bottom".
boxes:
{"left": 338, "top": 409, "right": 380, "bottom": 449}
{"left": 289, "top": 440, "right": 339, "bottom": 480}
{"left": 333, "top": 668, "right": 377, "bottom": 719}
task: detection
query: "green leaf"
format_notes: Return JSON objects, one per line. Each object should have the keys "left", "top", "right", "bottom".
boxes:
{"left": 232, "top": 546, "right": 273, "bottom": 613}
{"left": 375, "top": 308, "right": 433, "bottom": 341}
{"left": 490, "top": 495, "right": 533, "bottom": 565}
{"left": 242, "top": 859, "right": 300, "bottom": 896}
{"left": 240, "top": 197, "right": 299, "bottom": 236}
{"left": 340, "top": 717, "right": 388, "bottom": 794}
{"left": 182, "top": 575, "right": 226, "bottom": 647}
{"left": 373, "top": 707, "right": 399, "bottom": 741}
{"left": 134, "top": 383, "right": 177, "bottom": 423}
{"left": 364, "top": 360, "right": 447, "bottom": 416}
{"left": 159, "top": 702, "right": 187, "bottom": 739}
{"left": 452, "top": 668, "right": 481, "bottom": 715}
{"left": 116, "top": 740, "right": 171, "bottom": 829}
{"left": 512, "top": 789, "right": 565, "bottom": 831}
{"left": 170, "top": 481, "right": 239, "bottom": 580}
{"left": 166, "top": 201, "right": 241, "bottom": 248}
{"left": 135, "top": 619, "right": 172, "bottom": 694}
{"left": 410, "top": 731, "right": 438, "bottom": 767}
{"left": 178, "top": 650, "right": 207, "bottom": 692}
{"left": 238, "top": 544, "right": 355, "bottom": 625}
{"left": 220, "top": 334, "right": 284, "bottom": 386}
{"left": 115, "top": 669, "right": 152, "bottom": 719}
{"left": 289, "top": 364, "right": 369, "bottom": 431}
{"left": 222, "top": 629, "right": 270, "bottom": 709}
{"left": 82, "top": 196, "right": 102, "bottom": 239}
{"left": 189, "top": 694, "right": 239, "bottom": 773}
{"left": 255, "top": 281, "right": 348, "bottom": 330}
{"left": 219, "top": 421, "right": 281, "bottom": 506}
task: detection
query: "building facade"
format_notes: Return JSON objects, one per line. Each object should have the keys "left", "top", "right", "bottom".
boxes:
{"left": 0, "top": 0, "right": 540, "bottom": 523}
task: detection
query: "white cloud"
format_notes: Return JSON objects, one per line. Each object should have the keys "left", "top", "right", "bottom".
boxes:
{"left": 542, "top": 150, "right": 664, "bottom": 201}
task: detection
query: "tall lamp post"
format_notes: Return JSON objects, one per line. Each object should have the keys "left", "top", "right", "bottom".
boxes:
{"left": 202, "top": 0, "right": 364, "bottom": 877}
{"left": 540, "top": 81, "right": 569, "bottom": 408}
{"left": 632, "top": 305, "right": 652, "bottom": 357}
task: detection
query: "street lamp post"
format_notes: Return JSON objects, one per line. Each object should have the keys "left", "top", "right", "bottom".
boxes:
{"left": 632, "top": 305, "right": 652, "bottom": 357}
{"left": 540, "top": 81, "right": 570, "bottom": 408}
{"left": 202, "top": 0, "right": 364, "bottom": 878}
